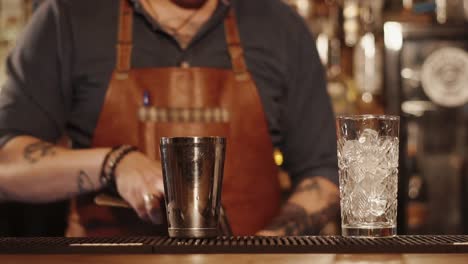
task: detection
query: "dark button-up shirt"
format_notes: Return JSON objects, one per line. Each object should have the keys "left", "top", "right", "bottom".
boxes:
{"left": 0, "top": 0, "right": 338, "bottom": 185}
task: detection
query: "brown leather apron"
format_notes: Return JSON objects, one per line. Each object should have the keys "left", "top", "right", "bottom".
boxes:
{"left": 67, "top": 0, "right": 280, "bottom": 237}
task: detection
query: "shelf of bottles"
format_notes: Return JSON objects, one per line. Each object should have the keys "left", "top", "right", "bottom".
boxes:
{"left": 284, "top": 0, "right": 468, "bottom": 235}
{"left": 284, "top": 0, "right": 388, "bottom": 116}
{"left": 284, "top": 0, "right": 468, "bottom": 115}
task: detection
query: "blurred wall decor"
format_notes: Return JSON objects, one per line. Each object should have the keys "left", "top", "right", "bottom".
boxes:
{"left": 385, "top": 22, "right": 468, "bottom": 235}
{"left": 284, "top": 0, "right": 468, "bottom": 235}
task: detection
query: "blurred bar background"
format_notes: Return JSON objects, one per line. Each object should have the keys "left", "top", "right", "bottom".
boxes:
{"left": 0, "top": 0, "right": 467, "bottom": 236}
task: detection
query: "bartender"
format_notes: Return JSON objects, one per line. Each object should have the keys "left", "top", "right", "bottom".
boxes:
{"left": 0, "top": 0, "right": 339, "bottom": 237}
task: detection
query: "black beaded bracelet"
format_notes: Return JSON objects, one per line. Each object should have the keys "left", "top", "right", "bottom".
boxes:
{"left": 100, "top": 145, "right": 138, "bottom": 192}
{"left": 99, "top": 145, "right": 120, "bottom": 187}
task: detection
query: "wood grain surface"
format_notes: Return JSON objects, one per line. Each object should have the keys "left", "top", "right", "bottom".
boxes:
{"left": 1, "top": 254, "right": 468, "bottom": 264}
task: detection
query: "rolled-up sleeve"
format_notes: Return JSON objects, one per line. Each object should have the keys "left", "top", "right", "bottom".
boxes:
{"left": 280, "top": 14, "right": 338, "bottom": 186}
{"left": 0, "top": 0, "right": 70, "bottom": 146}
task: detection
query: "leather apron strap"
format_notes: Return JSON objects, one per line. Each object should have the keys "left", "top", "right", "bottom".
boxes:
{"left": 116, "top": 0, "right": 133, "bottom": 79}
{"left": 116, "top": 0, "right": 249, "bottom": 81}
{"left": 224, "top": 8, "right": 249, "bottom": 81}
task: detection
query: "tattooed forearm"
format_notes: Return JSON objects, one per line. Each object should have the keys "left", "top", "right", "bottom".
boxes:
{"left": 265, "top": 203, "right": 309, "bottom": 236}
{"left": 263, "top": 177, "right": 340, "bottom": 236}
{"left": 77, "top": 170, "right": 95, "bottom": 195}
{"left": 264, "top": 201, "right": 340, "bottom": 236}
{"left": 294, "top": 179, "right": 321, "bottom": 193}
{"left": 23, "top": 141, "right": 56, "bottom": 163}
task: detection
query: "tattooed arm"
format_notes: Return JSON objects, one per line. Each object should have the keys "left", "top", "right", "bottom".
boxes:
{"left": 0, "top": 135, "right": 165, "bottom": 222}
{"left": 258, "top": 176, "right": 340, "bottom": 236}
{"left": 0, "top": 135, "right": 108, "bottom": 203}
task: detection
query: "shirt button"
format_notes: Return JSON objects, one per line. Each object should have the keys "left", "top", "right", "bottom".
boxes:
{"left": 180, "top": 61, "right": 190, "bottom": 68}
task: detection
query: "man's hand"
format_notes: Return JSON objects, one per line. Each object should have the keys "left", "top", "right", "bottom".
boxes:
{"left": 114, "top": 151, "right": 165, "bottom": 224}
{"left": 257, "top": 176, "right": 340, "bottom": 236}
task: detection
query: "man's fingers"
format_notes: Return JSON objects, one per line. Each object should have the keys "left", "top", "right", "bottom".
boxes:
{"left": 148, "top": 205, "right": 164, "bottom": 225}
{"left": 143, "top": 165, "right": 165, "bottom": 194}
{"left": 143, "top": 193, "right": 161, "bottom": 208}
{"left": 124, "top": 189, "right": 151, "bottom": 222}
{"left": 143, "top": 192, "right": 164, "bottom": 224}
{"left": 115, "top": 155, "right": 165, "bottom": 224}
{"left": 133, "top": 202, "right": 150, "bottom": 222}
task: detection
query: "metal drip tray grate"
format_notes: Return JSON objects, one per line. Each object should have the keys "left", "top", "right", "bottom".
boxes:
{"left": 1, "top": 236, "right": 468, "bottom": 254}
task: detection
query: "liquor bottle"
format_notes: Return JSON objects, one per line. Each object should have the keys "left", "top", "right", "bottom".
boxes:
{"left": 286, "top": 0, "right": 358, "bottom": 116}
{"left": 353, "top": 0, "right": 384, "bottom": 115}
{"left": 398, "top": 0, "right": 465, "bottom": 24}
{"left": 435, "top": 0, "right": 466, "bottom": 24}
{"left": 385, "top": 0, "right": 433, "bottom": 24}
{"left": 465, "top": 0, "right": 468, "bottom": 22}
{"left": 323, "top": 2, "right": 358, "bottom": 116}
{"left": 343, "top": 0, "right": 360, "bottom": 47}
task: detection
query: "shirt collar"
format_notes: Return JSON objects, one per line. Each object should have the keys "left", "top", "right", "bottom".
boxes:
{"left": 128, "top": 0, "right": 231, "bottom": 48}
{"left": 129, "top": 0, "right": 231, "bottom": 14}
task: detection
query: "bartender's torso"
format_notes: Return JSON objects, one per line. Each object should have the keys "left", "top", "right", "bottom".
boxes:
{"left": 61, "top": 0, "right": 291, "bottom": 149}
{"left": 68, "top": 0, "right": 282, "bottom": 236}
{"left": 1, "top": 0, "right": 335, "bottom": 176}
{"left": 1, "top": 0, "right": 337, "bottom": 235}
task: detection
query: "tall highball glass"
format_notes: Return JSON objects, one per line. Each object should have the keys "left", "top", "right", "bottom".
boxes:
{"left": 337, "top": 115, "right": 400, "bottom": 237}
